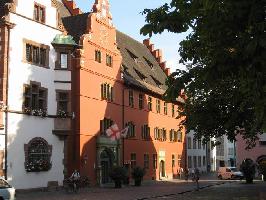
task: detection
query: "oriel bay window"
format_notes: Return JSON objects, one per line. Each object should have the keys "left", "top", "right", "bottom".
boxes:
{"left": 56, "top": 90, "right": 70, "bottom": 117}
{"left": 24, "top": 39, "right": 49, "bottom": 67}
{"left": 101, "top": 83, "right": 113, "bottom": 102}
{"left": 100, "top": 118, "right": 113, "bottom": 135}
{"left": 23, "top": 82, "right": 47, "bottom": 115}
{"left": 59, "top": 53, "right": 68, "bottom": 69}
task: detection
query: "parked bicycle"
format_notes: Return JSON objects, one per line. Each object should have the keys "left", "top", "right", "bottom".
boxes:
{"left": 63, "top": 176, "right": 90, "bottom": 193}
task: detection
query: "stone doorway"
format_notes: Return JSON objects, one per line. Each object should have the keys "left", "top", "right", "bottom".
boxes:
{"left": 160, "top": 160, "right": 166, "bottom": 178}
{"left": 100, "top": 148, "right": 115, "bottom": 184}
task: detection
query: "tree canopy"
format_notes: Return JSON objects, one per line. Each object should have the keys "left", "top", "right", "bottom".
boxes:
{"left": 141, "top": 0, "right": 266, "bottom": 148}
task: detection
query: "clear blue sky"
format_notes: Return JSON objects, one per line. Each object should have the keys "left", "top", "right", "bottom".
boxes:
{"left": 75, "top": 0, "right": 187, "bottom": 71}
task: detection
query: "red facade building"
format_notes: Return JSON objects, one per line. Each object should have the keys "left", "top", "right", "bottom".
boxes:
{"left": 63, "top": 0, "right": 185, "bottom": 185}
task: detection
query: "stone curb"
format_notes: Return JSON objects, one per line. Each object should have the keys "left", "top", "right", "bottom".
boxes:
{"left": 136, "top": 182, "right": 227, "bottom": 200}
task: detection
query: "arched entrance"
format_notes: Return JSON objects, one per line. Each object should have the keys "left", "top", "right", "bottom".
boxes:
{"left": 100, "top": 148, "right": 115, "bottom": 184}
{"left": 257, "top": 155, "right": 266, "bottom": 165}
{"left": 160, "top": 160, "right": 166, "bottom": 178}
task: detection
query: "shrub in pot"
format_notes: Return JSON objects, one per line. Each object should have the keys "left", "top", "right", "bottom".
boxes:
{"left": 258, "top": 162, "right": 266, "bottom": 181}
{"left": 109, "top": 166, "right": 126, "bottom": 188}
{"left": 240, "top": 159, "right": 256, "bottom": 184}
{"left": 131, "top": 166, "right": 146, "bottom": 186}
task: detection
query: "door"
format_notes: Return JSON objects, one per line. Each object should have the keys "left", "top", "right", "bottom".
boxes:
{"left": 101, "top": 160, "right": 109, "bottom": 184}
{"left": 160, "top": 160, "right": 166, "bottom": 178}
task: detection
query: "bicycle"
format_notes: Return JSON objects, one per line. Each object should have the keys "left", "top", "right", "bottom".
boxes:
{"left": 63, "top": 176, "right": 90, "bottom": 193}
{"left": 63, "top": 178, "right": 79, "bottom": 193}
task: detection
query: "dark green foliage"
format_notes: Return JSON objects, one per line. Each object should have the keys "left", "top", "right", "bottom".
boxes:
{"left": 109, "top": 166, "right": 127, "bottom": 188}
{"left": 141, "top": 0, "right": 266, "bottom": 147}
{"left": 131, "top": 166, "right": 146, "bottom": 186}
{"left": 240, "top": 159, "right": 256, "bottom": 184}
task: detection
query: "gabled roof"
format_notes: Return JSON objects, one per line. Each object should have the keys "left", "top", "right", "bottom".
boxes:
{"left": 61, "top": 13, "right": 170, "bottom": 96}
{"left": 116, "top": 31, "right": 168, "bottom": 95}
{"left": 55, "top": 0, "right": 72, "bottom": 24}
{"left": 62, "top": 12, "right": 90, "bottom": 43}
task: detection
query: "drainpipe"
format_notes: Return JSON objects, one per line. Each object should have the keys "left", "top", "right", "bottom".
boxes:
{"left": 4, "top": 23, "right": 12, "bottom": 180}
{"left": 122, "top": 86, "right": 125, "bottom": 166}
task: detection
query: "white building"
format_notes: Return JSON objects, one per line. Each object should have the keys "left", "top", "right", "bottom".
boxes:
{"left": 0, "top": 0, "right": 76, "bottom": 189}
{"left": 215, "top": 135, "right": 236, "bottom": 169}
{"left": 186, "top": 130, "right": 207, "bottom": 173}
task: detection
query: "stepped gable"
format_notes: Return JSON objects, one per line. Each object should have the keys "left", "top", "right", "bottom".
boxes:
{"left": 62, "top": 12, "right": 90, "bottom": 43}
{"left": 55, "top": 0, "right": 72, "bottom": 18}
{"left": 62, "top": 0, "right": 82, "bottom": 16}
{"left": 116, "top": 30, "right": 168, "bottom": 96}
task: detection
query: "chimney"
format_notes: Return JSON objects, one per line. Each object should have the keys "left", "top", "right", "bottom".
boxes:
{"left": 159, "top": 62, "right": 166, "bottom": 70}
{"left": 144, "top": 39, "right": 170, "bottom": 76}
{"left": 143, "top": 39, "right": 150, "bottom": 47}
{"left": 62, "top": 0, "right": 82, "bottom": 16}
{"left": 152, "top": 49, "right": 162, "bottom": 60}
{"left": 164, "top": 68, "right": 170, "bottom": 76}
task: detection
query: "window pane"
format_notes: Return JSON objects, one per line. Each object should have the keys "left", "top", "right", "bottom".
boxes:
{"left": 26, "top": 44, "right": 32, "bottom": 62}
{"left": 60, "top": 53, "right": 68, "bottom": 69}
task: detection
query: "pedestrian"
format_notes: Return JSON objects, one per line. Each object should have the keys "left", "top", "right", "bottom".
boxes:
{"left": 191, "top": 168, "right": 195, "bottom": 181}
{"left": 195, "top": 168, "right": 200, "bottom": 191}
{"left": 179, "top": 167, "right": 184, "bottom": 179}
{"left": 184, "top": 168, "right": 189, "bottom": 181}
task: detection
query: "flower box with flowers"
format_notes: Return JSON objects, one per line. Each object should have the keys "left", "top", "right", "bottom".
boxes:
{"left": 57, "top": 110, "right": 68, "bottom": 118}
{"left": 25, "top": 159, "right": 52, "bottom": 172}
{"left": 23, "top": 107, "right": 32, "bottom": 115}
{"left": 31, "top": 109, "right": 47, "bottom": 117}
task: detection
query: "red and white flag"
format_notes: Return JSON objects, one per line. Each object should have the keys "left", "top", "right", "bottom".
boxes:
{"left": 106, "top": 124, "right": 129, "bottom": 141}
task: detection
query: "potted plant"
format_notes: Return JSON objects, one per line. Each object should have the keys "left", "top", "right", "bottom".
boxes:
{"left": 258, "top": 162, "right": 266, "bottom": 181}
{"left": 109, "top": 166, "right": 126, "bottom": 188}
{"left": 240, "top": 159, "right": 256, "bottom": 184}
{"left": 131, "top": 166, "right": 146, "bottom": 186}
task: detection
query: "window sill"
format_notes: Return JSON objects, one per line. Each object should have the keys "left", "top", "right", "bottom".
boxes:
{"left": 54, "top": 68, "right": 71, "bottom": 71}
{"left": 23, "top": 60, "right": 49, "bottom": 69}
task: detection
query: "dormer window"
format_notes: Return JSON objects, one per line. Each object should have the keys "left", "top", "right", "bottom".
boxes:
{"left": 151, "top": 76, "right": 162, "bottom": 88}
{"left": 134, "top": 68, "right": 147, "bottom": 82}
{"left": 126, "top": 49, "right": 138, "bottom": 62}
{"left": 144, "top": 57, "right": 153, "bottom": 69}
{"left": 34, "top": 3, "right": 45, "bottom": 23}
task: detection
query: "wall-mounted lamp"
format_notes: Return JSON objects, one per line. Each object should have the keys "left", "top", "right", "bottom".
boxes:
{"left": 82, "top": 154, "right": 88, "bottom": 165}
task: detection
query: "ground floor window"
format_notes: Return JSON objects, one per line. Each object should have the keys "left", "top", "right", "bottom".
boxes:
{"left": 131, "top": 153, "right": 136, "bottom": 169}
{"left": 24, "top": 137, "right": 52, "bottom": 172}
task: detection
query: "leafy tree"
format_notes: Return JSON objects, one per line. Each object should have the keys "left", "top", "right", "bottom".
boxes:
{"left": 141, "top": 0, "right": 266, "bottom": 148}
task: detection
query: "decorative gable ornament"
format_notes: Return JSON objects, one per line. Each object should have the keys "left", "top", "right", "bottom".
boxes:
{"left": 92, "top": 0, "right": 113, "bottom": 27}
